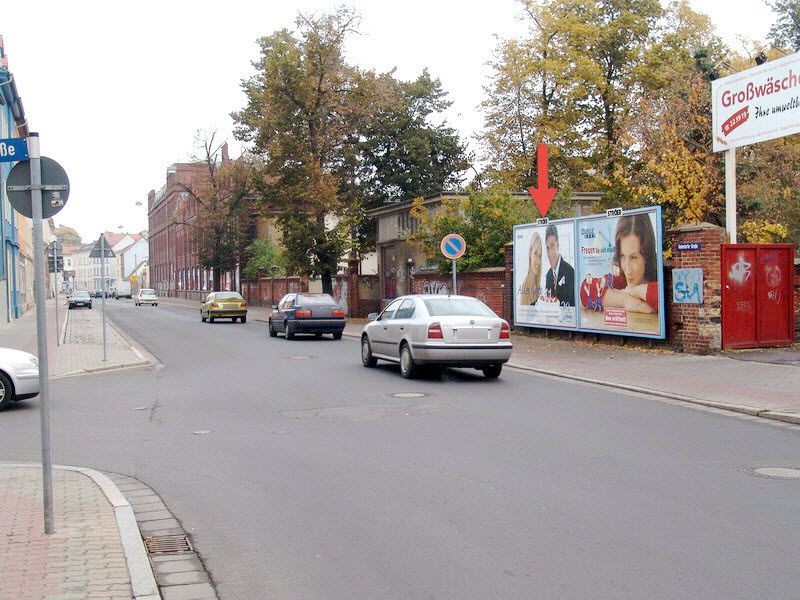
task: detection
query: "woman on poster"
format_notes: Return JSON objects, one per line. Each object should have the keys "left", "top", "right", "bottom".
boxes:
{"left": 602, "top": 214, "right": 659, "bottom": 313}
{"left": 519, "top": 232, "right": 543, "bottom": 305}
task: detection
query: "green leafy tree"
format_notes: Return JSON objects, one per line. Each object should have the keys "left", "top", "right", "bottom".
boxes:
{"left": 410, "top": 187, "right": 539, "bottom": 272}
{"left": 358, "top": 70, "right": 468, "bottom": 204}
{"left": 242, "top": 238, "right": 286, "bottom": 280}
{"left": 768, "top": 0, "right": 800, "bottom": 50}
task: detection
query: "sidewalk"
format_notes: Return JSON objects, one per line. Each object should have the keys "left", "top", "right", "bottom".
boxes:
{"left": 0, "top": 299, "right": 153, "bottom": 378}
{"left": 158, "top": 296, "right": 800, "bottom": 424}
{"left": 0, "top": 464, "right": 158, "bottom": 600}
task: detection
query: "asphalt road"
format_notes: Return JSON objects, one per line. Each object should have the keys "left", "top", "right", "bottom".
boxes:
{"left": 2, "top": 300, "right": 799, "bottom": 599}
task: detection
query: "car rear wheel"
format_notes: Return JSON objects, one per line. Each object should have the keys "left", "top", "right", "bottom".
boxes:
{"left": 482, "top": 364, "right": 503, "bottom": 379}
{"left": 241, "top": 316, "right": 247, "bottom": 324}
{"left": 361, "top": 336, "right": 377, "bottom": 367}
{"left": 201, "top": 313, "right": 206, "bottom": 322}
{"left": 333, "top": 331, "right": 343, "bottom": 340}
{"left": 285, "top": 321, "right": 295, "bottom": 340}
{"left": 209, "top": 316, "right": 215, "bottom": 323}
{"left": 268, "top": 320, "right": 277, "bottom": 337}
{"left": 0, "top": 372, "right": 14, "bottom": 411}
{"left": 400, "top": 344, "right": 417, "bottom": 379}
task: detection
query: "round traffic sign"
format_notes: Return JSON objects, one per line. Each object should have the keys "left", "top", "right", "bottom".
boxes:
{"left": 6, "top": 156, "right": 70, "bottom": 218}
{"left": 440, "top": 233, "right": 466, "bottom": 260}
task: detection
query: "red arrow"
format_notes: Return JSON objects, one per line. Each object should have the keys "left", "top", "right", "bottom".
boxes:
{"left": 528, "top": 143, "right": 558, "bottom": 217}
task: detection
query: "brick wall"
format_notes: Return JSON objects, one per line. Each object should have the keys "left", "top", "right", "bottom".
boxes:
{"left": 241, "top": 277, "right": 308, "bottom": 307}
{"left": 410, "top": 268, "right": 506, "bottom": 318}
{"left": 666, "top": 223, "right": 726, "bottom": 354}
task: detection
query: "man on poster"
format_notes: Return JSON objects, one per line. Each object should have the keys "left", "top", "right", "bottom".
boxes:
{"left": 544, "top": 224, "right": 575, "bottom": 306}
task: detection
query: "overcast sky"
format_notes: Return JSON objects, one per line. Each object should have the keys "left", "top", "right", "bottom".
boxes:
{"left": 2, "top": 0, "right": 776, "bottom": 242}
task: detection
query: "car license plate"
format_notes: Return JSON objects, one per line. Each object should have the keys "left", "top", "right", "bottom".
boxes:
{"left": 223, "top": 303, "right": 239, "bottom": 309}
{"left": 454, "top": 327, "right": 490, "bottom": 340}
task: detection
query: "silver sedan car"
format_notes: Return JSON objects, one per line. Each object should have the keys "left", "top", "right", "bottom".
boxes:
{"left": 361, "top": 294, "right": 512, "bottom": 379}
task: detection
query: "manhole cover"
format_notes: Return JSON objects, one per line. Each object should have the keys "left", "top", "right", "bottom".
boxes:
{"left": 752, "top": 467, "right": 800, "bottom": 479}
{"left": 390, "top": 392, "right": 428, "bottom": 399}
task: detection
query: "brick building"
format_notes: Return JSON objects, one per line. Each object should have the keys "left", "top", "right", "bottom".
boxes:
{"left": 147, "top": 162, "right": 216, "bottom": 299}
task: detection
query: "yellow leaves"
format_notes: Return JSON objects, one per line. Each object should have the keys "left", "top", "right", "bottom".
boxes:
{"left": 739, "top": 220, "right": 790, "bottom": 244}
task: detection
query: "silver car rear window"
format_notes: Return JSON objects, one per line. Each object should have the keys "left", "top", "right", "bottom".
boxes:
{"left": 423, "top": 298, "right": 496, "bottom": 317}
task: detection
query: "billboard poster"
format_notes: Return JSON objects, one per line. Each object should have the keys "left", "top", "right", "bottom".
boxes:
{"left": 575, "top": 207, "right": 665, "bottom": 338}
{"left": 513, "top": 218, "right": 577, "bottom": 329}
{"left": 711, "top": 50, "right": 800, "bottom": 152}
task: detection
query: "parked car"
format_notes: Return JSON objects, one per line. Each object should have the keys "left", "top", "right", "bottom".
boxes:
{"left": 268, "top": 293, "right": 345, "bottom": 340}
{"left": 135, "top": 288, "right": 158, "bottom": 306}
{"left": 0, "top": 347, "right": 40, "bottom": 410}
{"left": 360, "top": 294, "right": 512, "bottom": 379}
{"left": 68, "top": 290, "right": 92, "bottom": 309}
{"left": 201, "top": 291, "right": 248, "bottom": 323}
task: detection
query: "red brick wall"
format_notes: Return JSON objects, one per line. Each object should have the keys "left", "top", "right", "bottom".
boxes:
{"left": 241, "top": 277, "right": 308, "bottom": 307}
{"left": 666, "top": 224, "right": 726, "bottom": 354}
{"left": 411, "top": 269, "right": 506, "bottom": 318}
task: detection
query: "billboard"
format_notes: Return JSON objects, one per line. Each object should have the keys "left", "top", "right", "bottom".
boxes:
{"left": 513, "top": 218, "right": 577, "bottom": 329}
{"left": 513, "top": 207, "right": 666, "bottom": 339}
{"left": 711, "top": 51, "right": 800, "bottom": 152}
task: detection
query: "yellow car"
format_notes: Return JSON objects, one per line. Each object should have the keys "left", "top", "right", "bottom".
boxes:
{"left": 201, "top": 291, "right": 248, "bottom": 323}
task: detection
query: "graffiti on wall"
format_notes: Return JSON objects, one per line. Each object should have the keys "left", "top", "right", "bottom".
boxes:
{"left": 333, "top": 278, "right": 349, "bottom": 315}
{"left": 673, "top": 268, "right": 703, "bottom": 304}
{"left": 421, "top": 280, "right": 449, "bottom": 295}
{"left": 728, "top": 255, "right": 752, "bottom": 285}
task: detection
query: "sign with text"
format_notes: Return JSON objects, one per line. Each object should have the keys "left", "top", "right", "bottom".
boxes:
{"left": 0, "top": 138, "right": 28, "bottom": 162}
{"left": 712, "top": 51, "right": 800, "bottom": 152}
{"left": 575, "top": 206, "right": 665, "bottom": 338}
{"left": 513, "top": 207, "right": 666, "bottom": 339}
{"left": 676, "top": 241, "right": 702, "bottom": 251}
{"left": 513, "top": 218, "right": 577, "bottom": 330}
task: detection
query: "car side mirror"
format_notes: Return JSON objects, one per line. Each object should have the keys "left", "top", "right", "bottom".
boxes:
{"left": 368, "top": 312, "right": 378, "bottom": 321}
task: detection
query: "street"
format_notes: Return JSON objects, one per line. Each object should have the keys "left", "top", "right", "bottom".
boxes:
{"left": 1, "top": 300, "right": 799, "bottom": 599}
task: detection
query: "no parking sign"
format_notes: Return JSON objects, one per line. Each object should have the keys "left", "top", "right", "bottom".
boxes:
{"left": 440, "top": 234, "right": 466, "bottom": 294}
{"left": 440, "top": 233, "right": 466, "bottom": 260}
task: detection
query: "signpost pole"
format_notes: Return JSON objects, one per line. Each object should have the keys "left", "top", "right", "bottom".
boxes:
{"left": 101, "top": 235, "right": 107, "bottom": 361}
{"left": 29, "top": 133, "right": 54, "bottom": 534}
{"left": 53, "top": 244, "right": 59, "bottom": 346}
{"left": 452, "top": 260, "right": 457, "bottom": 295}
{"left": 725, "top": 148, "right": 737, "bottom": 243}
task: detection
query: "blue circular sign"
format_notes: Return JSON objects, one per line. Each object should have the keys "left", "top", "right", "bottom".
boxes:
{"left": 440, "top": 233, "right": 466, "bottom": 259}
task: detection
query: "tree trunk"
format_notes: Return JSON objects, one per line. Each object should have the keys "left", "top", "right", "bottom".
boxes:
{"left": 213, "top": 267, "right": 222, "bottom": 291}
{"left": 321, "top": 270, "right": 333, "bottom": 295}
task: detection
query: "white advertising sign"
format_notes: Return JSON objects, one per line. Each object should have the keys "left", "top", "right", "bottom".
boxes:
{"left": 711, "top": 51, "right": 800, "bottom": 152}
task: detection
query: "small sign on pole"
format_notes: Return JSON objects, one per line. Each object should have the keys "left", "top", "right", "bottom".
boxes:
{"left": 0, "top": 137, "right": 29, "bottom": 162}
{"left": 440, "top": 234, "right": 466, "bottom": 294}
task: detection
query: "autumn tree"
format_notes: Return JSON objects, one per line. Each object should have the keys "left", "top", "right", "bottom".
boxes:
{"left": 234, "top": 9, "right": 468, "bottom": 292}
{"left": 178, "top": 134, "right": 255, "bottom": 291}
